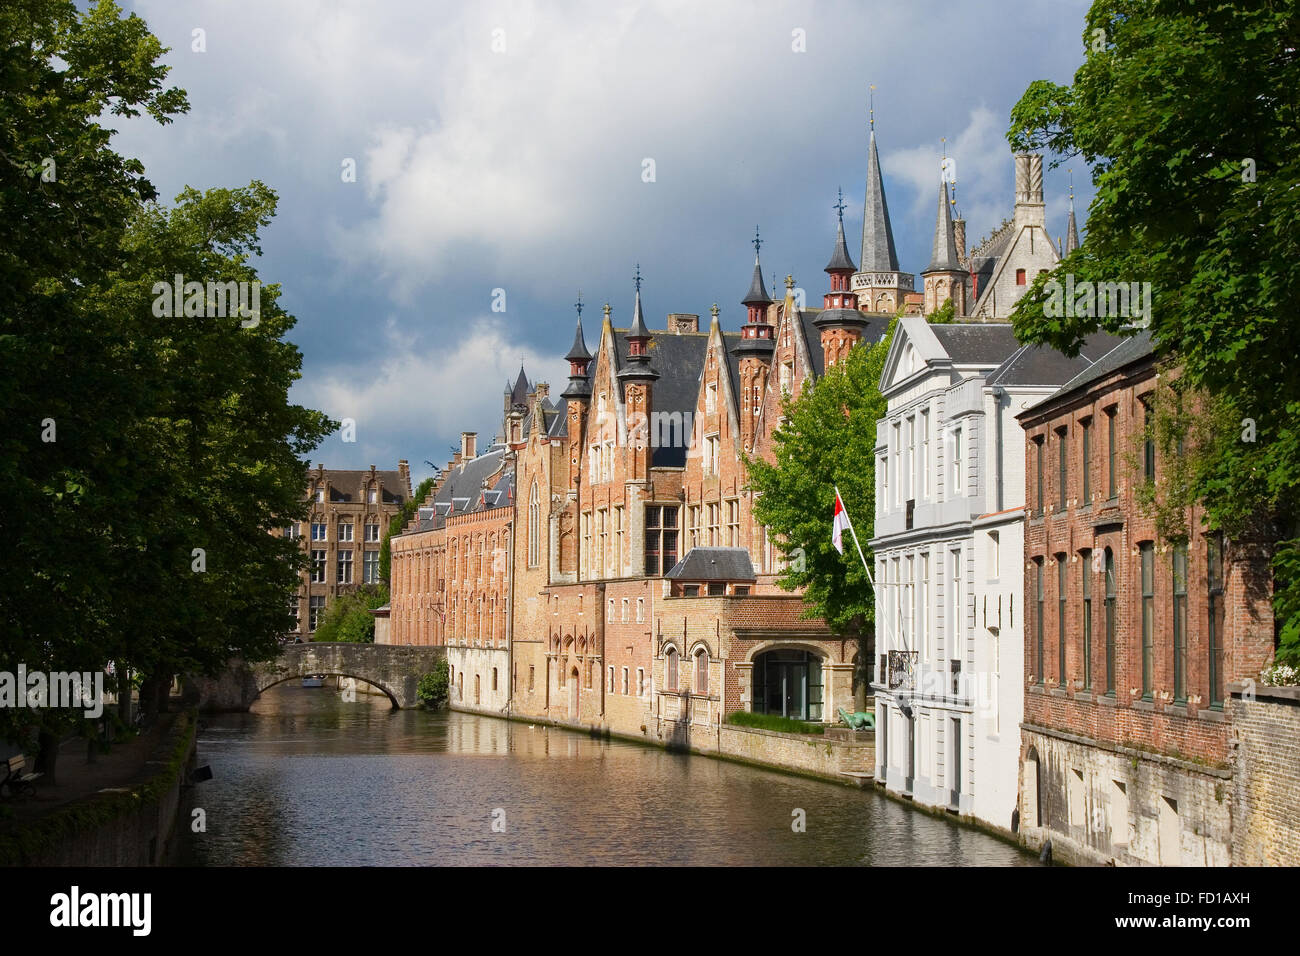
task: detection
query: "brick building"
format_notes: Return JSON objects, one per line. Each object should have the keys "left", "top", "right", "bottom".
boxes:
{"left": 1017, "top": 331, "right": 1275, "bottom": 865}
{"left": 284, "top": 462, "right": 410, "bottom": 638}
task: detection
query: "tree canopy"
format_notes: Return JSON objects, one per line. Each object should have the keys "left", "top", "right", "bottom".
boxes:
{"left": 1004, "top": 0, "right": 1300, "bottom": 664}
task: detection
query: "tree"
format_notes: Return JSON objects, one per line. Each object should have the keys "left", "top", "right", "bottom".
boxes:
{"left": 1004, "top": 0, "right": 1300, "bottom": 664}
{"left": 747, "top": 322, "right": 895, "bottom": 651}
{"left": 314, "top": 586, "right": 389, "bottom": 643}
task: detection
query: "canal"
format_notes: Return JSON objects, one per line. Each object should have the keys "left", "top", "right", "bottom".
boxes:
{"left": 178, "top": 682, "right": 1037, "bottom": 866}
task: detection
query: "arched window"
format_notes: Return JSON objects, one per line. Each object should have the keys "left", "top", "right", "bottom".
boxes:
{"left": 695, "top": 648, "right": 709, "bottom": 694}
{"left": 665, "top": 646, "right": 679, "bottom": 690}
{"left": 528, "top": 481, "right": 540, "bottom": 567}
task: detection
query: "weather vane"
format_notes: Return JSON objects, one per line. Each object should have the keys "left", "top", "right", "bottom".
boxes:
{"left": 634, "top": 263, "right": 642, "bottom": 293}
{"left": 834, "top": 186, "right": 847, "bottom": 222}
{"left": 752, "top": 226, "right": 762, "bottom": 258}
{"left": 869, "top": 84, "right": 876, "bottom": 130}
{"left": 575, "top": 289, "right": 583, "bottom": 318}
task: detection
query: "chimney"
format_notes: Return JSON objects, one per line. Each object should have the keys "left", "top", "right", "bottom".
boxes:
{"left": 461, "top": 431, "right": 477, "bottom": 460}
{"left": 534, "top": 382, "right": 549, "bottom": 402}
{"left": 667, "top": 313, "right": 699, "bottom": 334}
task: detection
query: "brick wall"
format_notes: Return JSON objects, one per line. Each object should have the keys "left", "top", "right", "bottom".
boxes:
{"left": 1229, "top": 684, "right": 1300, "bottom": 866}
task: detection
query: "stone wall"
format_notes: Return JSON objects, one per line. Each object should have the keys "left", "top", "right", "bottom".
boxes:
{"left": 658, "top": 717, "right": 874, "bottom": 781}
{"left": 447, "top": 645, "right": 510, "bottom": 714}
{"left": 1230, "top": 683, "right": 1300, "bottom": 866}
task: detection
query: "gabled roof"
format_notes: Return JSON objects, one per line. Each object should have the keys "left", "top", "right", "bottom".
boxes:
{"left": 1050, "top": 330, "right": 1155, "bottom": 398}
{"left": 613, "top": 327, "right": 709, "bottom": 468}
{"left": 986, "top": 332, "right": 1127, "bottom": 388}
{"left": 665, "top": 547, "right": 756, "bottom": 581}
{"left": 315, "top": 469, "right": 407, "bottom": 505}
{"left": 930, "top": 323, "right": 1021, "bottom": 366}
{"left": 410, "top": 446, "right": 510, "bottom": 532}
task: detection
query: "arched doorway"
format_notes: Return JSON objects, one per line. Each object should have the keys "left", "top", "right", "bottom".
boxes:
{"left": 569, "top": 667, "right": 580, "bottom": 719}
{"left": 474, "top": 673, "right": 481, "bottom": 705}
{"left": 1024, "top": 745, "right": 1042, "bottom": 829}
{"left": 751, "top": 649, "right": 824, "bottom": 720}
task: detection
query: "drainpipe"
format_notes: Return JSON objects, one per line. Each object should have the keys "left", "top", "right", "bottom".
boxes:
{"left": 991, "top": 386, "right": 1006, "bottom": 514}
{"left": 505, "top": 519, "right": 514, "bottom": 717}
{"left": 597, "top": 581, "right": 606, "bottom": 720}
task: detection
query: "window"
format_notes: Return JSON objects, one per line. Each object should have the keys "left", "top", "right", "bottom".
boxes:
{"left": 365, "top": 523, "right": 380, "bottom": 542}
{"left": 602, "top": 440, "right": 614, "bottom": 481}
{"left": 1081, "top": 550, "right": 1093, "bottom": 691}
{"left": 311, "top": 550, "right": 327, "bottom": 583}
{"left": 1080, "top": 417, "right": 1093, "bottom": 503}
{"left": 337, "top": 549, "right": 353, "bottom": 584}
{"left": 950, "top": 549, "right": 963, "bottom": 646}
{"left": 1142, "top": 398, "right": 1156, "bottom": 481}
{"left": 704, "top": 435, "right": 720, "bottom": 476}
{"left": 288, "top": 598, "right": 300, "bottom": 629}
{"left": 1057, "top": 555, "right": 1067, "bottom": 685}
{"left": 878, "top": 456, "right": 888, "bottom": 514}
{"left": 1034, "top": 558, "right": 1044, "bottom": 683}
{"left": 581, "top": 512, "right": 591, "bottom": 576}
{"left": 706, "top": 381, "right": 717, "bottom": 413}
{"left": 919, "top": 409, "right": 930, "bottom": 499}
{"left": 309, "top": 595, "right": 325, "bottom": 630}
{"left": 892, "top": 422, "right": 901, "bottom": 506}
{"left": 312, "top": 522, "right": 327, "bottom": 542}
{"left": 1140, "top": 542, "right": 1154, "bottom": 699}
{"left": 621, "top": 667, "right": 629, "bottom": 695}
{"left": 614, "top": 506, "right": 624, "bottom": 573}
{"left": 951, "top": 659, "right": 961, "bottom": 696}
{"left": 951, "top": 428, "right": 963, "bottom": 498}
{"left": 363, "top": 550, "right": 380, "bottom": 584}
{"left": 707, "top": 502, "right": 720, "bottom": 546}
{"left": 338, "top": 521, "right": 353, "bottom": 542}
{"left": 988, "top": 531, "right": 1000, "bottom": 580}
{"left": 689, "top": 504, "right": 701, "bottom": 549}
{"left": 1033, "top": 436, "right": 1045, "bottom": 515}
{"left": 1106, "top": 408, "right": 1118, "bottom": 499}
{"left": 607, "top": 666, "right": 615, "bottom": 693}
{"left": 1057, "top": 428, "right": 1068, "bottom": 510}
{"left": 1016, "top": 268, "right": 1027, "bottom": 285}
{"left": 1207, "top": 534, "right": 1225, "bottom": 707}
{"left": 1104, "top": 547, "right": 1117, "bottom": 695}
{"left": 780, "top": 361, "right": 793, "bottom": 395}
{"left": 636, "top": 597, "right": 644, "bottom": 623}
{"left": 644, "top": 505, "right": 679, "bottom": 576}
{"left": 919, "top": 553, "right": 930, "bottom": 662}
{"left": 315, "top": 486, "right": 324, "bottom": 503}
{"left": 529, "top": 666, "right": 535, "bottom": 692}
{"left": 608, "top": 597, "right": 615, "bottom": 621}
{"left": 621, "top": 598, "right": 629, "bottom": 622}
{"left": 1173, "top": 543, "right": 1188, "bottom": 703}
{"left": 695, "top": 649, "right": 709, "bottom": 694}
{"left": 637, "top": 668, "right": 646, "bottom": 697}
{"left": 285, "top": 524, "right": 300, "bottom": 540}
{"left": 528, "top": 482, "right": 540, "bottom": 567}
{"left": 904, "top": 416, "right": 914, "bottom": 501}
{"left": 665, "top": 647, "right": 678, "bottom": 690}
{"left": 588, "top": 445, "right": 599, "bottom": 484}
{"left": 493, "top": 668, "right": 499, "bottom": 692}
{"left": 683, "top": 585, "right": 699, "bottom": 597}
{"left": 726, "top": 499, "right": 740, "bottom": 547}
{"left": 368, "top": 488, "right": 377, "bottom": 504}
{"left": 597, "top": 509, "right": 608, "bottom": 576}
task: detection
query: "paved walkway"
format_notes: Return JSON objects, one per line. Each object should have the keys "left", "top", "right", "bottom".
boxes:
{"left": 2, "top": 713, "right": 177, "bottom": 826}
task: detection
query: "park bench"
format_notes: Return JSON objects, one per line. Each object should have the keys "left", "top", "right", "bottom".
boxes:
{"left": 0, "top": 754, "right": 42, "bottom": 798}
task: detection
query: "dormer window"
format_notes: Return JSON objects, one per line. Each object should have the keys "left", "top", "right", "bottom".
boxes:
{"left": 368, "top": 487, "right": 377, "bottom": 504}
{"left": 315, "top": 485, "right": 324, "bottom": 503}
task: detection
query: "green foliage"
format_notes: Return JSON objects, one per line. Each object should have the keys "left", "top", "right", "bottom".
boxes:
{"left": 725, "top": 711, "right": 825, "bottom": 735}
{"left": 380, "top": 476, "right": 437, "bottom": 584}
{"left": 929, "top": 298, "right": 956, "bottom": 324}
{"left": 1005, "top": 0, "right": 1300, "bottom": 665}
{"left": 417, "top": 659, "right": 450, "bottom": 709}
{"left": 313, "top": 586, "right": 388, "bottom": 643}
{"left": 0, "top": 2, "right": 335, "bottom": 747}
{"left": 747, "top": 323, "right": 895, "bottom": 637}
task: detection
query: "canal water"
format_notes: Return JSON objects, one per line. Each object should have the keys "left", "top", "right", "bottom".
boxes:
{"left": 178, "top": 682, "right": 1036, "bottom": 866}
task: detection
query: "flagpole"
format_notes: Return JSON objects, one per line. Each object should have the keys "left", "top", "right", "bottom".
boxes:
{"left": 834, "top": 485, "right": 874, "bottom": 588}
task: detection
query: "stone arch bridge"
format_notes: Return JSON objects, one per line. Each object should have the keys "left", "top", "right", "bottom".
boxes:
{"left": 188, "top": 643, "right": 446, "bottom": 712}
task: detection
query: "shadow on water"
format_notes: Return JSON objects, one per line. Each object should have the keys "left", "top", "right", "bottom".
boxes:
{"left": 177, "top": 681, "right": 1038, "bottom": 866}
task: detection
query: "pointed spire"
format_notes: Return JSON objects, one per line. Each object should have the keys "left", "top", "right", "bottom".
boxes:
{"left": 860, "top": 128, "right": 901, "bottom": 272}
{"left": 826, "top": 187, "right": 857, "bottom": 273}
{"left": 510, "top": 364, "right": 529, "bottom": 406}
{"left": 742, "top": 226, "right": 772, "bottom": 306}
{"left": 562, "top": 294, "right": 593, "bottom": 402}
{"left": 924, "top": 179, "right": 962, "bottom": 274}
{"left": 564, "top": 307, "right": 591, "bottom": 363}
{"left": 628, "top": 263, "right": 650, "bottom": 339}
{"left": 1065, "top": 169, "right": 1080, "bottom": 254}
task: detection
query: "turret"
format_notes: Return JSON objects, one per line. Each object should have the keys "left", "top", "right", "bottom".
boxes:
{"left": 921, "top": 177, "right": 967, "bottom": 316}
{"left": 815, "top": 190, "right": 869, "bottom": 368}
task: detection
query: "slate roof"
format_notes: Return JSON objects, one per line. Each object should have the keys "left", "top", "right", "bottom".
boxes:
{"left": 985, "top": 332, "right": 1127, "bottom": 388}
{"left": 825, "top": 216, "right": 857, "bottom": 273}
{"left": 409, "top": 447, "right": 511, "bottom": 533}
{"left": 318, "top": 469, "right": 407, "bottom": 504}
{"left": 742, "top": 259, "right": 772, "bottom": 306}
{"left": 924, "top": 180, "right": 963, "bottom": 274}
{"left": 930, "top": 323, "right": 1021, "bottom": 366}
{"left": 1050, "top": 330, "right": 1155, "bottom": 398}
{"left": 508, "top": 366, "right": 530, "bottom": 406}
{"left": 613, "top": 327, "right": 709, "bottom": 467}
{"left": 665, "top": 547, "right": 756, "bottom": 581}
{"left": 565, "top": 316, "right": 592, "bottom": 362}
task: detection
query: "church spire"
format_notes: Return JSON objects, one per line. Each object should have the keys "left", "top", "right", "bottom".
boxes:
{"left": 860, "top": 126, "right": 900, "bottom": 273}
{"left": 742, "top": 226, "right": 772, "bottom": 308}
{"left": 1065, "top": 169, "right": 1080, "bottom": 254}
{"left": 924, "top": 179, "right": 962, "bottom": 273}
{"left": 825, "top": 187, "right": 857, "bottom": 274}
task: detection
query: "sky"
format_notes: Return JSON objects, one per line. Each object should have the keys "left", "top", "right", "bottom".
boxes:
{"left": 112, "top": 0, "right": 1094, "bottom": 486}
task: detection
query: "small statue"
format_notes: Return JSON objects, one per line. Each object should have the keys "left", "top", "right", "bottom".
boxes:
{"left": 837, "top": 707, "right": 875, "bottom": 730}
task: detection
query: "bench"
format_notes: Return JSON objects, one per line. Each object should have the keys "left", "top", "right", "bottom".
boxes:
{"left": 0, "top": 754, "right": 42, "bottom": 798}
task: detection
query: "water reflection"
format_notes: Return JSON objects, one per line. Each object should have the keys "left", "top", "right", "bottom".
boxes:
{"left": 179, "top": 682, "right": 1036, "bottom": 866}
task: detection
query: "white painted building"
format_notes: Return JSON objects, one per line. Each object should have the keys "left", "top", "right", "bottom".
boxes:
{"left": 870, "top": 316, "right": 1112, "bottom": 832}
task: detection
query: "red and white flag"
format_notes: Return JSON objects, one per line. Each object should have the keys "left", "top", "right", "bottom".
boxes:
{"left": 832, "top": 491, "right": 851, "bottom": 555}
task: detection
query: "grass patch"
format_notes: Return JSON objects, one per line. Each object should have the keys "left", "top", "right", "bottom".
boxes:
{"left": 725, "top": 710, "right": 825, "bottom": 735}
